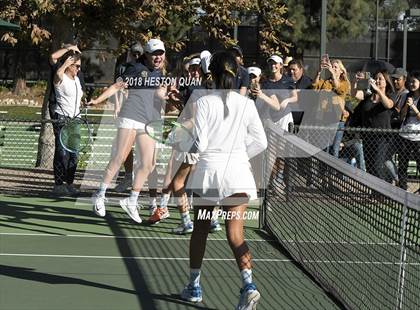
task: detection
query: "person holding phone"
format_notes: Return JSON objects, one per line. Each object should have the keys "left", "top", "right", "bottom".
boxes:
{"left": 313, "top": 57, "right": 351, "bottom": 157}
{"left": 398, "top": 71, "right": 420, "bottom": 190}
{"left": 351, "top": 70, "right": 395, "bottom": 181}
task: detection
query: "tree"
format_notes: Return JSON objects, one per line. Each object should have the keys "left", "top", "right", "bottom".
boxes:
{"left": 0, "top": 0, "right": 52, "bottom": 95}
{"left": 280, "top": 0, "right": 374, "bottom": 56}
{"left": 0, "top": 0, "right": 291, "bottom": 168}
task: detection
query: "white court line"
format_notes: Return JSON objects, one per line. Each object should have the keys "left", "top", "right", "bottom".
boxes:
{"left": 1, "top": 253, "right": 419, "bottom": 266}
{"left": 0, "top": 233, "right": 401, "bottom": 246}
{"left": 0, "top": 232, "right": 274, "bottom": 242}
{"left": 0, "top": 253, "right": 287, "bottom": 262}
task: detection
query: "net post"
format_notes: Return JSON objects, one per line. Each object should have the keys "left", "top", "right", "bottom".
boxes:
{"left": 395, "top": 192, "right": 409, "bottom": 310}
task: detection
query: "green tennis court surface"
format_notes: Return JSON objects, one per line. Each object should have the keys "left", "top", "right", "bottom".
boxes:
{"left": 0, "top": 195, "right": 342, "bottom": 310}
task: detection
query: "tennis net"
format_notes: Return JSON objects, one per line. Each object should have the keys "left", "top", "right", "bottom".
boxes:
{"left": 261, "top": 123, "right": 420, "bottom": 310}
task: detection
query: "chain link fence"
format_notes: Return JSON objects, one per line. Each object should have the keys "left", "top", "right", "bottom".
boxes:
{"left": 290, "top": 124, "right": 420, "bottom": 194}
{"left": 0, "top": 114, "right": 172, "bottom": 197}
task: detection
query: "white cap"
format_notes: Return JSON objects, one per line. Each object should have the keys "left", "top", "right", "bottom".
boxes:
{"left": 267, "top": 55, "right": 283, "bottom": 64}
{"left": 247, "top": 66, "right": 262, "bottom": 77}
{"left": 188, "top": 58, "right": 201, "bottom": 66}
{"left": 200, "top": 50, "right": 211, "bottom": 74}
{"left": 144, "top": 38, "right": 165, "bottom": 53}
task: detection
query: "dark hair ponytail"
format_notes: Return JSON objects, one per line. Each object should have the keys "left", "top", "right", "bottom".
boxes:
{"left": 208, "top": 51, "right": 238, "bottom": 118}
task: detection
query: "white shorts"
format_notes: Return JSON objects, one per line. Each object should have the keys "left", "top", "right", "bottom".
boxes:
{"left": 116, "top": 117, "right": 146, "bottom": 133}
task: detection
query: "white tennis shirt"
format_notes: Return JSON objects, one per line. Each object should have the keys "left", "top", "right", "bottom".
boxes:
{"left": 190, "top": 91, "right": 267, "bottom": 201}
{"left": 54, "top": 73, "right": 83, "bottom": 117}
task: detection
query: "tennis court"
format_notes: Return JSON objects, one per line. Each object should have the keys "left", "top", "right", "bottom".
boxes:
{"left": 1, "top": 116, "right": 419, "bottom": 309}
{"left": 0, "top": 194, "right": 342, "bottom": 310}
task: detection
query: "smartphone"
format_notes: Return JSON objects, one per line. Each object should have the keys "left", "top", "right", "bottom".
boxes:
{"left": 321, "top": 54, "right": 330, "bottom": 66}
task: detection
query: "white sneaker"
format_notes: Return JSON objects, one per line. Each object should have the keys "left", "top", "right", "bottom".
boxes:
{"left": 53, "top": 184, "right": 69, "bottom": 196}
{"left": 120, "top": 197, "right": 142, "bottom": 223}
{"left": 173, "top": 221, "right": 194, "bottom": 235}
{"left": 92, "top": 194, "right": 107, "bottom": 217}
{"left": 114, "top": 176, "right": 132, "bottom": 192}
{"left": 236, "top": 283, "right": 260, "bottom": 310}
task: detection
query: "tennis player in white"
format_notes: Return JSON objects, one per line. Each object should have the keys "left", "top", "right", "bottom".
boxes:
{"left": 180, "top": 51, "right": 267, "bottom": 309}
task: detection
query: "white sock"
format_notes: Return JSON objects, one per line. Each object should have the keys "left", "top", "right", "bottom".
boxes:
{"left": 129, "top": 191, "right": 139, "bottom": 204}
{"left": 241, "top": 269, "right": 253, "bottom": 287}
{"left": 181, "top": 211, "right": 191, "bottom": 225}
{"left": 189, "top": 268, "right": 201, "bottom": 287}
{"left": 97, "top": 183, "right": 108, "bottom": 197}
{"left": 160, "top": 193, "right": 170, "bottom": 208}
{"left": 149, "top": 197, "right": 157, "bottom": 206}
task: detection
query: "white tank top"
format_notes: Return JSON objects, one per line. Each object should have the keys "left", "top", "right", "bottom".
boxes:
{"left": 54, "top": 73, "right": 83, "bottom": 117}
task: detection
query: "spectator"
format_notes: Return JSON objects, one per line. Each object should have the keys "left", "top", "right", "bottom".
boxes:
{"left": 398, "top": 71, "right": 420, "bottom": 190}
{"left": 351, "top": 70, "right": 395, "bottom": 181}
{"left": 391, "top": 67, "right": 409, "bottom": 129}
{"left": 313, "top": 58, "right": 351, "bottom": 157}
{"left": 288, "top": 59, "right": 313, "bottom": 126}
{"left": 48, "top": 44, "right": 84, "bottom": 118}
{"left": 259, "top": 55, "right": 297, "bottom": 130}
{"left": 227, "top": 46, "right": 250, "bottom": 96}
{"left": 51, "top": 51, "right": 84, "bottom": 196}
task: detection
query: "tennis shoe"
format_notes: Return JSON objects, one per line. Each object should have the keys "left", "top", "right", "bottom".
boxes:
{"left": 53, "top": 184, "right": 69, "bottom": 196}
{"left": 236, "top": 283, "right": 260, "bottom": 310}
{"left": 115, "top": 176, "right": 132, "bottom": 192}
{"left": 67, "top": 184, "right": 80, "bottom": 196}
{"left": 173, "top": 221, "right": 193, "bottom": 235}
{"left": 119, "top": 197, "right": 142, "bottom": 223}
{"left": 210, "top": 219, "right": 222, "bottom": 233}
{"left": 180, "top": 284, "right": 202, "bottom": 303}
{"left": 148, "top": 207, "right": 170, "bottom": 224}
{"left": 92, "top": 194, "right": 107, "bottom": 217}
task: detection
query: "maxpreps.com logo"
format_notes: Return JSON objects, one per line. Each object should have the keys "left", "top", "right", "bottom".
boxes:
{"left": 197, "top": 209, "right": 259, "bottom": 221}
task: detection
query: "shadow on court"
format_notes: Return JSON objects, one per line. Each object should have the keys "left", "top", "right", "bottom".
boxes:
{"left": 0, "top": 264, "right": 136, "bottom": 294}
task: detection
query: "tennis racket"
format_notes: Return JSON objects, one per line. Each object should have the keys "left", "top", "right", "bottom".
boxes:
{"left": 145, "top": 118, "right": 195, "bottom": 152}
{"left": 59, "top": 107, "right": 92, "bottom": 154}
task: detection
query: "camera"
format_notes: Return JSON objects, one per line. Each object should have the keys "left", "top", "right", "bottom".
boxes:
{"left": 356, "top": 72, "right": 372, "bottom": 96}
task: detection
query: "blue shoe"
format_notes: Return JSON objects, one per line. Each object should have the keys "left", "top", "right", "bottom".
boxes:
{"left": 180, "top": 284, "right": 202, "bottom": 303}
{"left": 210, "top": 219, "right": 222, "bottom": 233}
{"left": 236, "top": 283, "right": 260, "bottom": 310}
{"left": 173, "top": 221, "right": 194, "bottom": 235}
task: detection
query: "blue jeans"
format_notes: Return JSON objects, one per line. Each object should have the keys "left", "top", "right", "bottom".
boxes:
{"left": 329, "top": 121, "right": 345, "bottom": 158}
{"left": 342, "top": 139, "right": 366, "bottom": 171}
{"left": 52, "top": 113, "right": 79, "bottom": 185}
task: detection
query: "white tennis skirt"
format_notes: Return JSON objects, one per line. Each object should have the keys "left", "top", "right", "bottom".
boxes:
{"left": 115, "top": 117, "right": 146, "bottom": 133}
{"left": 187, "top": 153, "right": 258, "bottom": 203}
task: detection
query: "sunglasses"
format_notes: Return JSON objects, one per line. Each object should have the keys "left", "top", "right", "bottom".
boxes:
{"left": 72, "top": 64, "right": 81, "bottom": 69}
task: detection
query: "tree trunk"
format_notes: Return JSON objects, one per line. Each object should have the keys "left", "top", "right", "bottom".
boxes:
{"left": 12, "top": 42, "right": 28, "bottom": 96}
{"left": 35, "top": 84, "right": 54, "bottom": 168}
